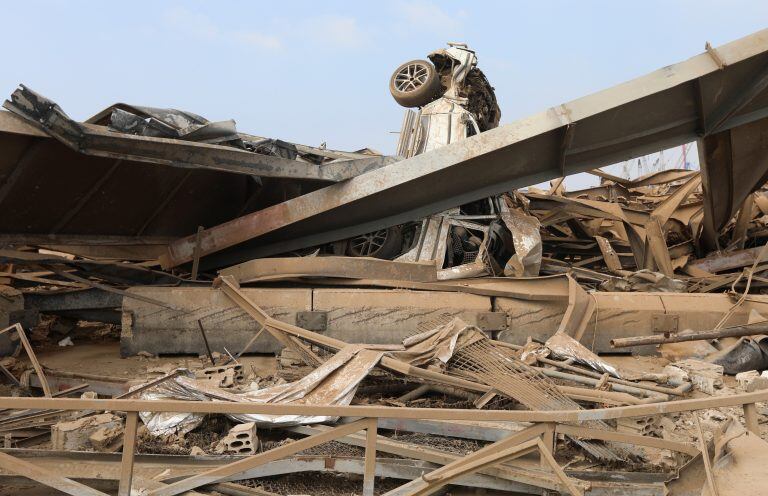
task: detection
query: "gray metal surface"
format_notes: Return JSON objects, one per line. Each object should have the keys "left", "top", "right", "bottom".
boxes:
{"left": 162, "top": 29, "right": 768, "bottom": 268}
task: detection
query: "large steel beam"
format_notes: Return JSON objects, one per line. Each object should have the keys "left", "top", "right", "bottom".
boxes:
{"left": 160, "top": 29, "right": 768, "bottom": 268}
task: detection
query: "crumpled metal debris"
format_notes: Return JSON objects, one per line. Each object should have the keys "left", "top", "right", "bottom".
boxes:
{"left": 139, "top": 346, "right": 383, "bottom": 433}
{"left": 103, "top": 104, "right": 300, "bottom": 159}
{"left": 392, "top": 318, "right": 485, "bottom": 368}
{"left": 599, "top": 269, "right": 687, "bottom": 293}
{"left": 545, "top": 332, "right": 621, "bottom": 378}
{"left": 500, "top": 202, "right": 542, "bottom": 277}
{"left": 702, "top": 416, "right": 768, "bottom": 495}
{"left": 136, "top": 369, "right": 209, "bottom": 436}
{"left": 137, "top": 324, "right": 489, "bottom": 434}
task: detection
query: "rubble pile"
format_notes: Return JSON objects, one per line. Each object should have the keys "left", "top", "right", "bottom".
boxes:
{"left": 1, "top": 31, "right": 768, "bottom": 496}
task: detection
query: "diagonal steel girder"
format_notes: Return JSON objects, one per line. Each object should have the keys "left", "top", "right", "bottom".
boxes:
{"left": 162, "top": 29, "right": 768, "bottom": 268}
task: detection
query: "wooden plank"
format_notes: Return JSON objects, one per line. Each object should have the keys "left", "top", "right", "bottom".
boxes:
{"left": 118, "top": 411, "right": 139, "bottom": 496}
{"left": 536, "top": 438, "right": 584, "bottom": 496}
{"left": 289, "top": 423, "right": 563, "bottom": 492}
{"left": 556, "top": 424, "right": 698, "bottom": 456}
{"left": 743, "top": 403, "right": 760, "bottom": 435}
{"left": 208, "top": 482, "right": 280, "bottom": 495}
{"left": 148, "top": 418, "right": 369, "bottom": 496}
{"left": 540, "top": 422, "right": 556, "bottom": 473}
{"left": 0, "top": 324, "right": 51, "bottom": 397}
{"left": 363, "top": 417, "right": 377, "bottom": 496}
{"left": 0, "top": 450, "right": 109, "bottom": 496}
{"left": 1, "top": 390, "right": 768, "bottom": 423}
{"left": 422, "top": 440, "right": 537, "bottom": 483}
{"left": 384, "top": 437, "right": 539, "bottom": 496}
{"left": 218, "top": 276, "right": 323, "bottom": 365}
{"left": 695, "top": 413, "right": 720, "bottom": 496}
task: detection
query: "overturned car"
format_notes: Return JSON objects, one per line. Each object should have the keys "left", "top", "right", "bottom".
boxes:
{"left": 342, "top": 43, "right": 538, "bottom": 278}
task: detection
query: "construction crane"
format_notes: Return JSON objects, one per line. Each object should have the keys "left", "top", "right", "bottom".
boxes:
{"left": 620, "top": 142, "right": 695, "bottom": 179}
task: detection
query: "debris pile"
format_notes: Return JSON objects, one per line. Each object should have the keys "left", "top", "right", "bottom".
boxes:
{"left": 1, "top": 31, "right": 768, "bottom": 496}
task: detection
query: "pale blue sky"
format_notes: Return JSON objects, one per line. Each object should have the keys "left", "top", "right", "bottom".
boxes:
{"left": 2, "top": 1, "right": 766, "bottom": 186}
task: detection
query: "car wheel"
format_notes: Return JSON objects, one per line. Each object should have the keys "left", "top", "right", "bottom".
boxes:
{"left": 389, "top": 59, "right": 443, "bottom": 108}
{"left": 346, "top": 226, "right": 403, "bottom": 259}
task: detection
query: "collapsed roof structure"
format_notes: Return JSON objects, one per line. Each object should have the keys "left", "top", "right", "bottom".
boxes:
{"left": 2, "top": 29, "right": 768, "bottom": 270}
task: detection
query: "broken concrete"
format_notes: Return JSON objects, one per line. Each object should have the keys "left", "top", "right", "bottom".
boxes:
{"left": 51, "top": 413, "right": 123, "bottom": 451}
{"left": 214, "top": 422, "right": 258, "bottom": 455}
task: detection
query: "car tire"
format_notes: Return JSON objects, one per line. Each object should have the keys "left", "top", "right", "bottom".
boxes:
{"left": 389, "top": 59, "right": 443, "bottom": 108}
{"left": 346, "top": 226, "right": 404, "bottom": 259}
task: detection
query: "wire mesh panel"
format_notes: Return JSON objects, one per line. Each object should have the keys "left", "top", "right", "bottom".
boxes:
{"left": 449, "top": 338, "right": 636, "bottom": 461}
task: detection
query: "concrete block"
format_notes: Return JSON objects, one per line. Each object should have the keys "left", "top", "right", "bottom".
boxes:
{"left": 195, "top": 364, "right": 245, "bottom": 388}
{"left": 747, "top": 376, "right": 768, "bottom": 392}
{"left": 663, "top": 365, "right": 689, "bottom": 386}
{"left": 89, "top": 424, "right": 123, "bottom": 452}
{"left": 121, "top": 285, "right": 768, "bottom": 358}
{"left": 52, "top": 413, "right": 122, "bottom": 451}
{"left": 673, "top": 359, "right": 723, "bottom": 395}
{"left": 496, "top": 292, "right": 663, "bottom": 353}
{"left": 215, "top": 422, "right": 258, "bottom": 455}
{"left": 296, "top": 311, "right": 327, "bottom": 331}
{"left": 616, "top": 416, "right": 660, "bottom": 436}
{"left": 736, "top": 370, "right": 760, "bottom": 390}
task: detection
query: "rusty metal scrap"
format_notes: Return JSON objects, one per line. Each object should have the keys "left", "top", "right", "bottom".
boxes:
{"left": 219, "top": 256, "right": 440, "bottom": 283}
{"left": 0, "top": 367, "right": 766, "bottom": 496}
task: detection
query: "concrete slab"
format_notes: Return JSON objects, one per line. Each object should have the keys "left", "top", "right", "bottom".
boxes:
{"left": 121, "top": 286, "right": 497, "bottom": 355}
{"left": 497, "top": 292, "right": 768, "bottom": 353}
{"left": 313, "top": 288, "right": 494, "bottom": 345}
{"left": 121, "top": 285, "right": 768, "bottom": 357}
{"left": 120, "top": 287, "right": 311, "bottom": 356}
